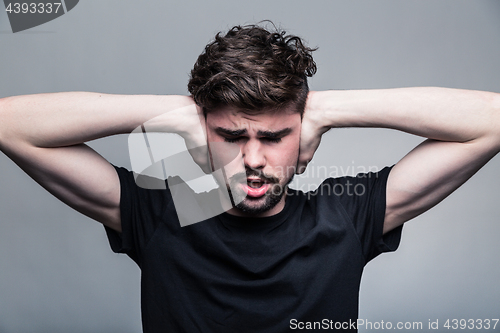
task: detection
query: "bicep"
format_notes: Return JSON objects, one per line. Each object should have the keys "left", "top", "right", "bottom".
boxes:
{"left": 3, "top": 142, "right": 122, "bottom": 232}
{"left": 384, "top": 137, "right": 498, "bottom": 233}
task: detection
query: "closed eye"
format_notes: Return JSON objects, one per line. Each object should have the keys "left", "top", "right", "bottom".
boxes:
{"left": 224, "top": 137, "right": 281, "bottom": 144}
{"left": 216, "top": 127, "right": 291, "bottom": 145}
{"left": 224, "top": 137, "right": 244, "bottom": 143}
{"left": 261, "top": 137, "right": 281, "bottom": 144}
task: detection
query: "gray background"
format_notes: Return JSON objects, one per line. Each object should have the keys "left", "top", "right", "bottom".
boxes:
{"left": 1, "top": 0, "right": 499, "bottom": 332}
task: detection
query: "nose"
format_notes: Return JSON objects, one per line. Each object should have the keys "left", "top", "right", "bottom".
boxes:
{"left": 241, "top": 140, "right": 266, "bottom": 170}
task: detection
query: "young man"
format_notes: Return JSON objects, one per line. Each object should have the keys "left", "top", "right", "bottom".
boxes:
{"left": 0, "top": 24, "right": 498, "bottom": 332}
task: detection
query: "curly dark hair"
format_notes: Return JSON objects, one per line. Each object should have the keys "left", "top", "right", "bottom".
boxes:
{"left": 188, "top": 23, "right": 317, "bottom": 116}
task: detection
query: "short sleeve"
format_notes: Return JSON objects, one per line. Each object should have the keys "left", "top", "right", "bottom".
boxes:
{"left": 324, "top": 166, "right": 402, "bottom": 263}
{"left": 104, "top": 166, "right": 174, "bottom": 266}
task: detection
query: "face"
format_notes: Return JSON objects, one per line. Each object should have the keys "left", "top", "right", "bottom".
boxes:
{"left": 206, "top": 105, "right": 301, "bottom": 217}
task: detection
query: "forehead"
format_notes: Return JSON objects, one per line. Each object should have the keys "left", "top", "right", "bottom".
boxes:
{"left": 206, "top": 105, "right": 300, "bottom": 130}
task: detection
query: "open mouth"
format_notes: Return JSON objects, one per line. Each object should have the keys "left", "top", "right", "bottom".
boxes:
{"left": 243, "top": 178, "right": 271, "bottom": 197}
{"left": 247, "top": 179, "right": 266, "bottom": 188}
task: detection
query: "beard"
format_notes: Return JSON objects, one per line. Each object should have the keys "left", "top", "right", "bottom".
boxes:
{"left": 225, "top": 168, "right": 295, "bottom": 216}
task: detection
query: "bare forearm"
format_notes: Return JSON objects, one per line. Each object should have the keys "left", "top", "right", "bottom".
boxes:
{"left": 0, "top": 92, "right": 194, "bottom": 149}
{"left": 308, "top": 87, "right": 500, "bottom": 145}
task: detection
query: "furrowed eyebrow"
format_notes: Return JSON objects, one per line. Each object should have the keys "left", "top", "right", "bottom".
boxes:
{"left": 257, "top": 128, "right": 293, "bottom": 138}
{"left": 215, "top": 127, "right": 248, "bottom": 136}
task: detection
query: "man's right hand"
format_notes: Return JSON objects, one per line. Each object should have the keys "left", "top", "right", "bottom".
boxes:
{"left": 137, "top": 98, "right": 211, "bottom": 174}
{"left": 0, "top": 93, "right": 206, "bottom": 232}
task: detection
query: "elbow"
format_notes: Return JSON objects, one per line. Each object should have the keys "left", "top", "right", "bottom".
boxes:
{"left": 0, "top": 96, "right": 20, "bottom": 151}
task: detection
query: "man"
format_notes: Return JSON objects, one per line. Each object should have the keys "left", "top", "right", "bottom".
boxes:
{"left": 0, "top": 24, "right": 498, "bottom": 332}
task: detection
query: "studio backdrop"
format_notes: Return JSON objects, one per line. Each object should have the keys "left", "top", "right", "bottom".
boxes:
{"left": 1, "top": 1, "right": 499, "bottom": 332}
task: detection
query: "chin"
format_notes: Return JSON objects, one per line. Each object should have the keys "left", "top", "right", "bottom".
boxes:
{"left": 234, "top": 194, "right": 283, "bottom": 216}
{"left": 225, "top": 173, "right": 294, "bottom": 216}
{"left": 229, "top": 182, "right": 287, "bottom": 216}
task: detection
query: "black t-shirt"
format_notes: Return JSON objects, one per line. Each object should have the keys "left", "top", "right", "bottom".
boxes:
{"left": 105, "top": 166, "right": 402, "bottom": 333}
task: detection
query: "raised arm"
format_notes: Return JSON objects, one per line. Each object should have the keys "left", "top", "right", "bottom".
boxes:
{"left": 0, "top": 92, "right": 201, "bottom": 232}
{"left": 300, "top": 87, "right": 500, "bottom": 233}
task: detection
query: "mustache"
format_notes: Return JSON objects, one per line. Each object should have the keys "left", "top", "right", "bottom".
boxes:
{"left": 228, "top": 169, "right": 280, "bottom": 184}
